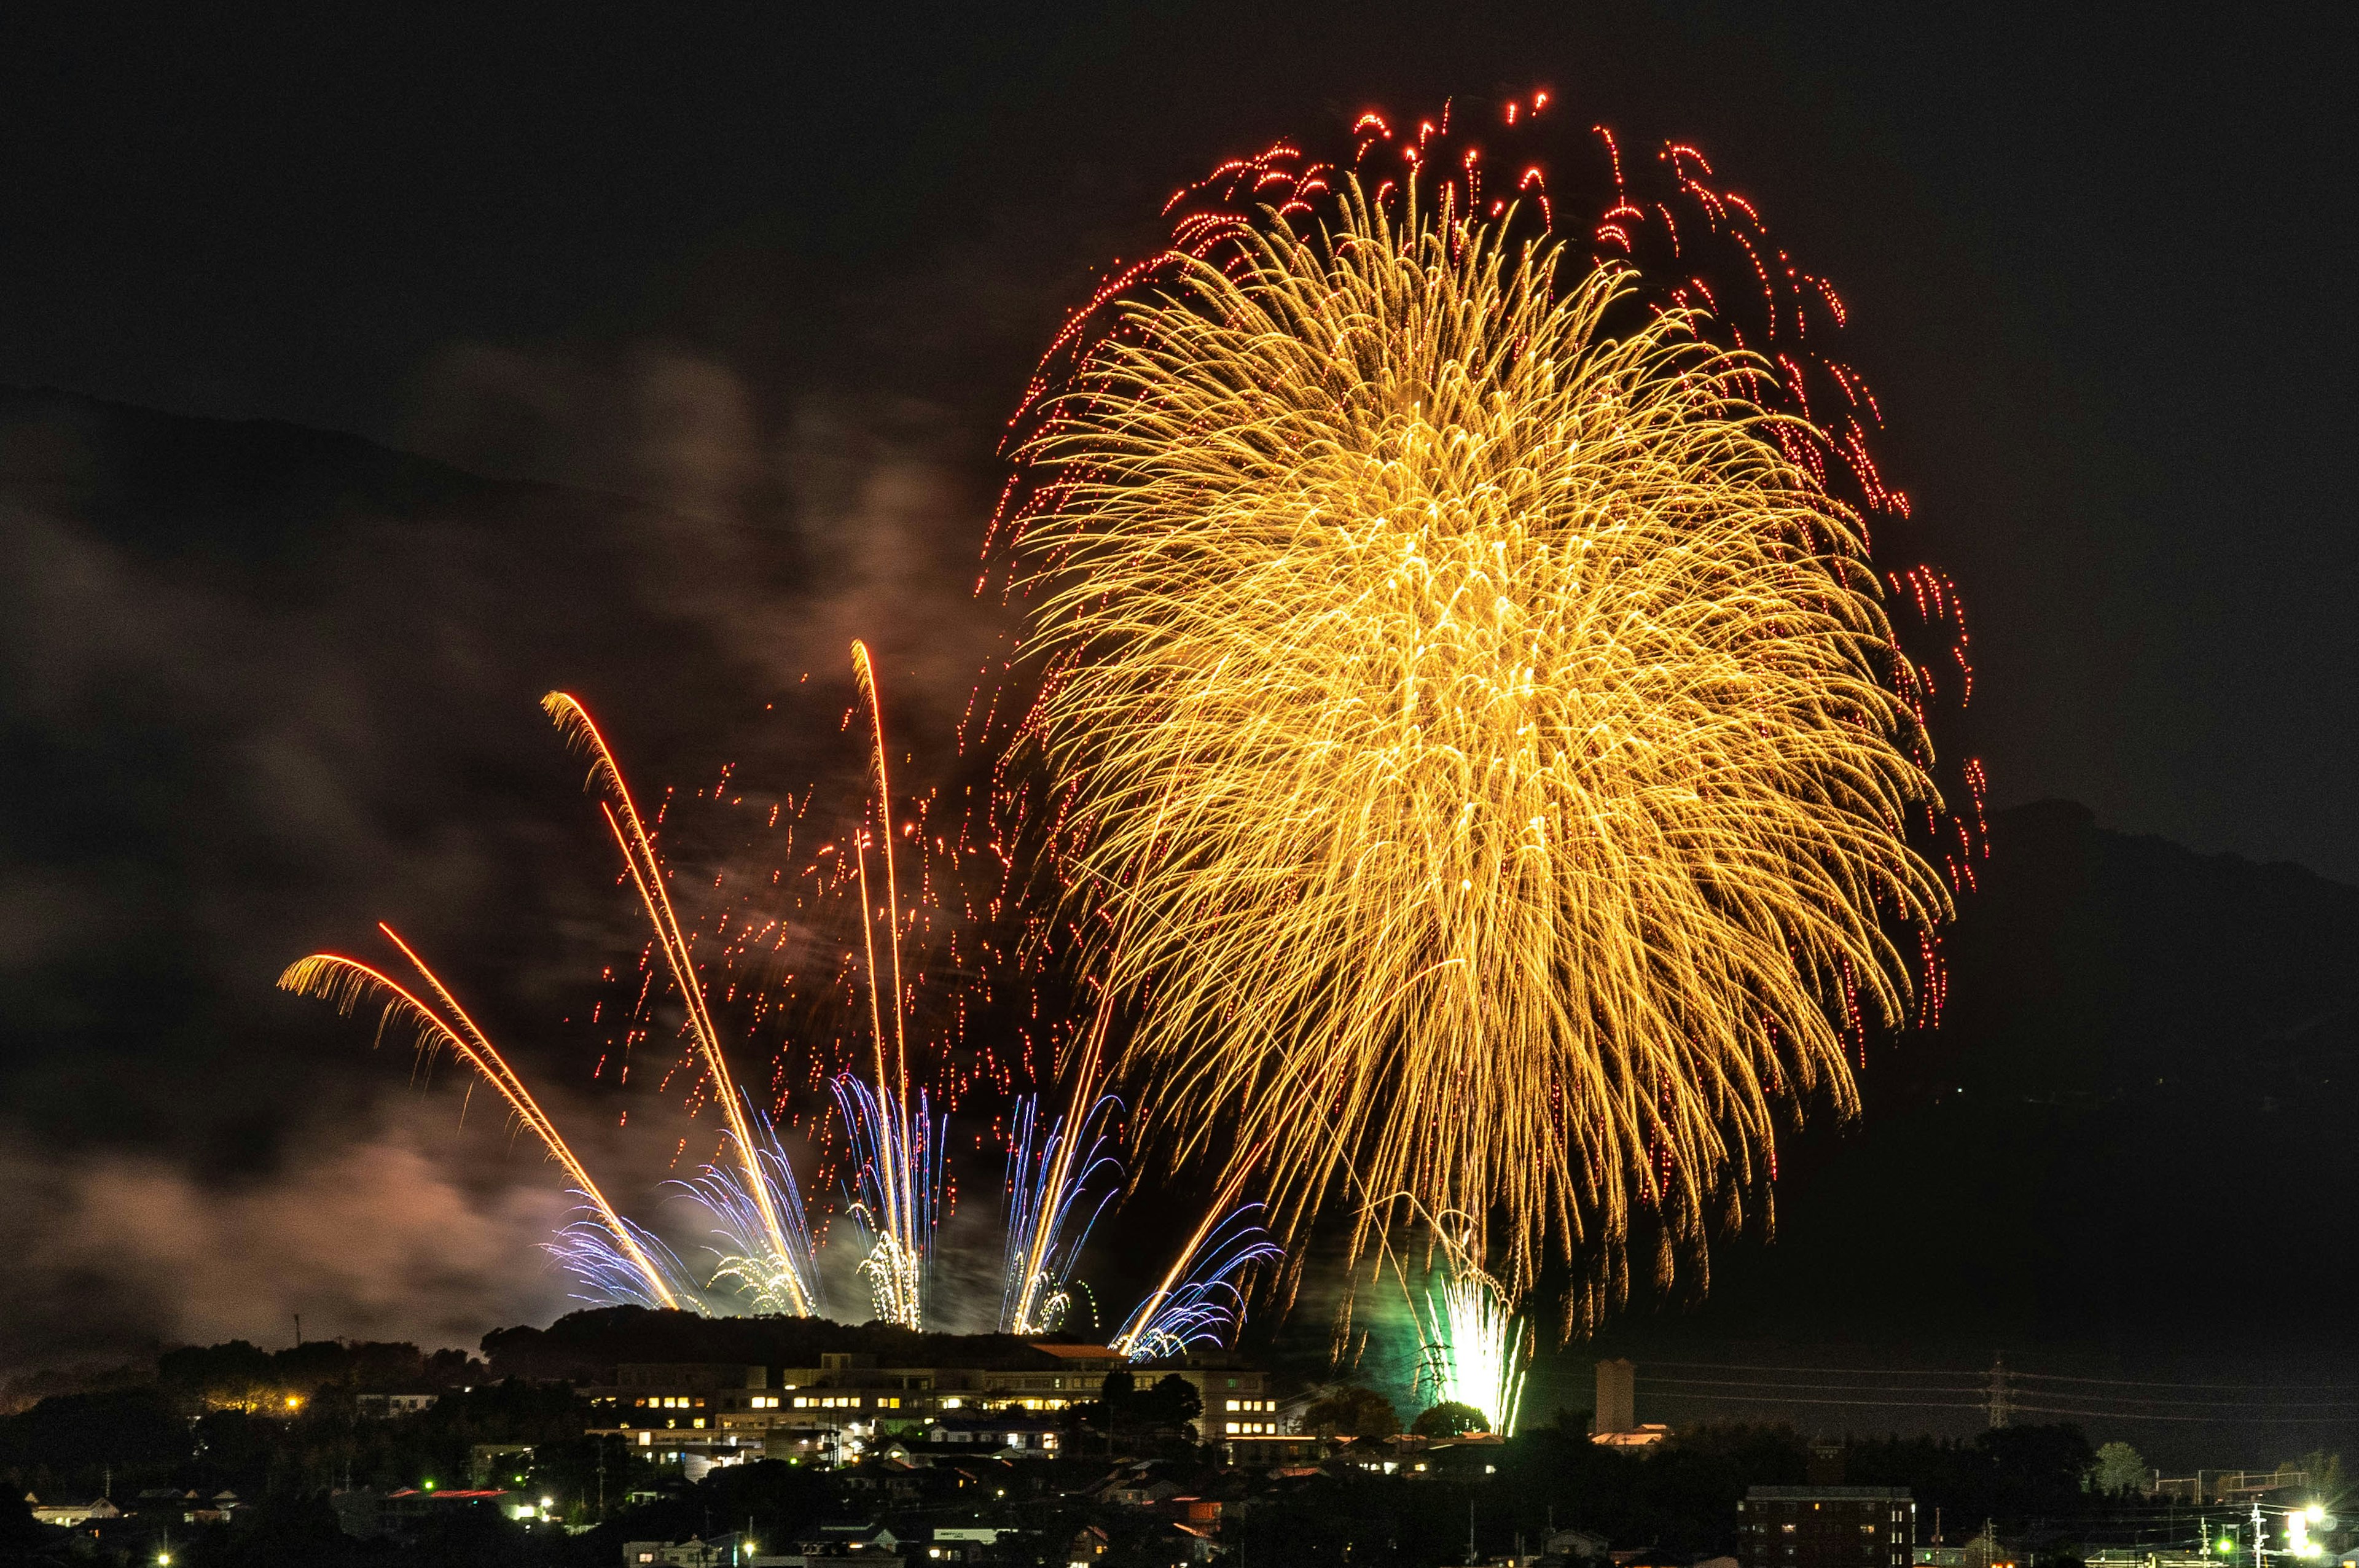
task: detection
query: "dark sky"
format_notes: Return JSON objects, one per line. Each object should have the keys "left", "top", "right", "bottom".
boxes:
{"left": 0, "top": 2, "right": 2353, "bottom": 1402}
{"left": 0, "top": 4, "right": 2348, "bottom": 876}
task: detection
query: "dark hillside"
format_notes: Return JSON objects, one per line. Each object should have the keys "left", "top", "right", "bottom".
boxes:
{"left": 1681, "top": 798, "right": 2359, "bottom": 1341}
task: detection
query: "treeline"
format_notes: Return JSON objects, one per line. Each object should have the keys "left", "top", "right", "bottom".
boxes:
{"left": 480, "top": 1305, "right": 1101, "bottom": 1381}
{"left": 158, "top": 1340, "right": 486, "bottom": 1403}
{"left": 0, "top": 1379, "right": 588, "bottom": 1508}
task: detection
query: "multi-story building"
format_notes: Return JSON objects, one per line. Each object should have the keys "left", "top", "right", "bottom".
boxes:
{"left": 1740, "top": 1486, "right": 1916, "bottom": 1568}
{"left": 584, "top": 1346, "right": 1281, "bottom": 1465}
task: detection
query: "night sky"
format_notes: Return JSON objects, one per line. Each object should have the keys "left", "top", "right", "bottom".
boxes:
{"left": 0, "top": 2, "right": 2353, "bottom": 1425}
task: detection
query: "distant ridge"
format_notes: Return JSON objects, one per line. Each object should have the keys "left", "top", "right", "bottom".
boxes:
{"left": 1680, "top": 797, "right": 2359, "bottom": 1341}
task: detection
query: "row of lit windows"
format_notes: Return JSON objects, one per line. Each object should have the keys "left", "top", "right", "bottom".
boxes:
{"left": 635, "top": 1397, "right": 705, "bottom": 1410}
{"left": 1226, "top": 1421, "right": 1277, "bottom": 1434}
{"left": 1224, "top": 1399, "right": 1275, "bottom": 1413}
{"left": 790, "top": 1395, "right": 905, "bottom": 1410}
{"left": 1758, "top": 1523, "right": 1904, "bottom": 1537}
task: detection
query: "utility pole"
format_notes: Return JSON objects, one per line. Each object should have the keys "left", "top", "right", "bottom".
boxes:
{"left": 1986, "top": 1357, "right": 2011, "bottom": 1430}
{"left": 2252, "top": 1502, "right": 2266, "bottom": 1568}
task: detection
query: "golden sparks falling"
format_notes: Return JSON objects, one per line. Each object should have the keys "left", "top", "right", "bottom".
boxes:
{"left": 1011, "top": 181, "right": 1950, "bottom": 1301}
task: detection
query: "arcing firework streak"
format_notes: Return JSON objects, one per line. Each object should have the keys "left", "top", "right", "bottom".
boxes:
{"left": 281, "top": 927, "right": 692, "bottom": 1310}
{"left": 543, "top": 693, "right": 818, "bottom": 1316}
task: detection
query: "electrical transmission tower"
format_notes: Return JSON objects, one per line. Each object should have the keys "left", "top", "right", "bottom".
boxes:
{"left": 1985, "top": 1355, "right": 2012, "bottom": 1429}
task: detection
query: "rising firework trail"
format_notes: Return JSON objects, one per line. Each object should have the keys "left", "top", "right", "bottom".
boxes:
{"left": 995, "top": 96, "right": 1963, "bottom": 1306}
{"left": 543, "top": 693, "right": 818, "bottom": 1316}
{"left": 1111, "top": 1158, "right": 1282, "bottom": 1360}
{"left": 998, "top": 1088, "right": 1121, "bottom": 1334}
{"left": 837, "top": 641, "right": 941, "bottom": 1328}
{"left": 1000, "top": 971, "right": 1126, "bottom": 1335}
{"left": 280, "top": 926, "right": 694, "bottom": 1311}
{"left": 676, "top": 1094, "right": 824, "bottom": 1316}
{"left": 830, "top": 1073, "right": 944, "bottom": 1325}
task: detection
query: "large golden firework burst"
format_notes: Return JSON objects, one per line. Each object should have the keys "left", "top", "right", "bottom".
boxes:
{"left": 1012, "top": 181, "right": 1951, "bottom": 1302}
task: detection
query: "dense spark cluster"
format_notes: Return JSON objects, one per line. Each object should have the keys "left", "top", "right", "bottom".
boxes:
{"left": 830, "top": 1075, "right": 944, "bottom": 1326}
{"left": 1415, "top": 1255, "right": 1531, "bottom": 1435}
{"left": 1001, "top": 113, "right": 1955, "bottom": 1300}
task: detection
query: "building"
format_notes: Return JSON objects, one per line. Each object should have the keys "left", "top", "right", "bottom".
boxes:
{"left": 1740, "top": 1487, "right": 1915, "bottom": 1568}
{"left": 1590, "top": 1359, "right": 1667, "bottom": 1447}
{"left": 2084, "top": 1552, "right": 2214, "bottom": 1568}
{"left": 926, "top": 1414, "right": 1063, "bottom": 1456}
{"left": 1153, "top": 1355, "right": 1276, "bottom": 1445}
{"left": 622, "top": 1532, "right": 764, "bottom": 1566}
{"left": 2152, "top": 1469, "right": 2312, "bottom": 1504}
{"left": 379, "top": 1486, "right": 517, "bottom": 1534}
{"left": 1549, "top": 1527, "right": 1611, "bottom": 1561}
{"left": 26, "top": 1496, "right": 122, "bottom": 1527}
{"left": 128, "top": 1489, "right": 239, "bottom": 1526}
{"left": 355, "top": 1391, "right": 439, "bottom": 1418}
{"left": 1595, "top": 1359, "right": 1636, "bottom": 1436}
{"left": 586, "top": 1346, "right": 1278, "bottom": 1464}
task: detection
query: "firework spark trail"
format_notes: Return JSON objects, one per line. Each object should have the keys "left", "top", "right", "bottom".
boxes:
{"left": 1004, "top": 159, "right": 1952, "bottom": 1301}
{"left": 676, "top": 1093, "right": 824, "bottom": 1316}
{"left": 837, "top": 642, "right": 941, "bottom": 1328}
{"left": 278, "top": 929, "right": 692, "bottom": 1311}
{"left": 545, "top": 1209, "right": 700, "bottom": 1313}
{"left": 543, "top": 692, "right": 817, "bottom": 1316}
{"left": 1111, "top": 1155, "right": 1281, "bottom": 1359}
{"left": 1411, "top": 1246, "right": 1532, "bottom": 1435}
{"left": 830, "top": 1074, "right": 944, "bottom": 1325}
{"left": 1113, "top": 1190, "right": 1284, "bottom": 1362}
{"left": 998, "top": 955, "right": 1130, "bottom": 1333}
{"left": 998, "top": 1089, "right": 1122, "bottom": 1334}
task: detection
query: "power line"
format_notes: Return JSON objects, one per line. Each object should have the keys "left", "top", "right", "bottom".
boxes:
{"left": 1634, "top": 1390, "right": 1989, "bottom": 1411}
{"left": 1644, "top": 1378, "right": 2359, "bottom": 1411}
{"left": 2016, "top": 1371, "right": 2359, "bottom": 1392}
{"left": 2008, "top": 1404, "right": 2359, "bottom": 1425}
{"left": 1633, "top": 1359, "right": 2359, "bottom": 1398}
{"left": 1639, "top": 1376, "right": 1987, "bottom": 1394}
{"left": 1643, "top": 1360, "right": 1984, "bottom": 1378}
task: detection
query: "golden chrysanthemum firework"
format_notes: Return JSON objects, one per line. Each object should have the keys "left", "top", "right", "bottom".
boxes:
{"left": 1011, "top": 179, "right": 1951, "bottom": 1299}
